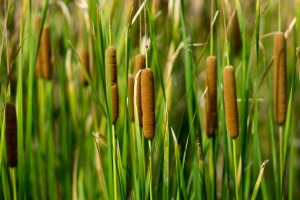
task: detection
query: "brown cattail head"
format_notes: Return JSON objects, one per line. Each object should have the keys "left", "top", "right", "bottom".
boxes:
{"left": 274, "top": 32, "right": 287, "bottom": 125}
{"left": 223, "top": 66, "right": 239, "bottom": 139}
{"left": 141, "top": 68, "right": 155, "bottom": 140}
{"left": 79, "top": 47, "right": 89, "bottom": 86}
{"left": 134, "top": 54, "right": 146, "bottom": 75}
{"left": 205, "top": 56, "right": 218, "bottom": 137}
{"left": 227, "top": 9, "right": 242, "bottom": 55}
{"left": 35, "top": 15, "right": 42, "bottom": 77}
{"left": 40, "top": 25, "right": 52, "bottom": 79}
{"left": 111, "top": 83, "right": 119, "bottom": 124}
{"left": 105, "top": 46, "right": 117, "bottom": 86}
{"left": 5, "top": 102, "right": 17, "bottom": 167}
{"left": 136, "top": 72, "right": 143, "bottom": 127}
{"left": 128, "top": 74, "right": 135, "bottom": 121}
{"left": 135, "top": 54, "right": 145, "bottom": 127}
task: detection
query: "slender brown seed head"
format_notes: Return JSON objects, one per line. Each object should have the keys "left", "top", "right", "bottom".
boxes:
{"left": 223, "top": 66, "right": 239, "bottom": 139}
{"left": 227, "top": 9, "right": 242, "bottom": 55}
{"left": 135, "top": 54, "right": 145, "bottom": 127}
{"left": 79, "top": 47, "right": 89, "bottom": 86}
{"left": 111, "top": 83, "right": 119, "bottom": 124}
{"left": 5, "top": 103, "right": 17, "bottom": 167}
{"left": 141, "top": 68, "right": 155, "bottom": 140}
{"left": 35, "top": 15, "right": 42, "bottom": 77}
{"left": 40, "top": 25, "right": 52, "bottom": 79}
{"left": 274, "top": 32, "right": 287, "bottom": 125}
{"left": 136, "top": 72, "right": 143, "bottom": 127}
{"left": 206, "top": 56, "right": 217, "bottom": 137}
{"left": 105, "top": 46, "right": 117, "bottom": 86}
{"left": 128, "top": 74, "right": 135, "bottom": 121}
{"left": 134, "top": 54, "right": 146, "bottom": 75}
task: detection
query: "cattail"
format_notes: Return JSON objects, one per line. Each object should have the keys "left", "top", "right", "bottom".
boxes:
{"left": 128, "top": 74, "right": 135, "bottom": 121}
{"left": 40, "top": 25, "right": 52, "bottom": 79}
{"left": 135, "top": 54, "right": 146, "bottom": 127}
{"left": 134, "top": 54, "right": 146, "bottom": 74}
{"left": 35, "top": 15, "right": 42, "bottom": 77}
{"left": 105, "top": 47, "right": 117, "bottom": 86}
{"left": 79, "top": 47, "right": 89, "bottom": 86}
{"left": 223, "top": 66, "right": 239, "bottom": 139}
{"left": 141, "top": 68, "right": 155, "bottom": 140}
{"left": 205, "top": 56, "right": 217, "bottom": 137}
{"left": 111, "top": 83, "right": 119, "bottom": 124}
{"left": 105, "top": 46, "right": 119, "bottom": 124}
{"left": 5, "top": 102, "right": 17, "bottom": 167}
{"left": 274, "top": 32, "right": 287, "bottom": 125}
{"left": 227, "top": 9, "right": 242, "bottom": 55}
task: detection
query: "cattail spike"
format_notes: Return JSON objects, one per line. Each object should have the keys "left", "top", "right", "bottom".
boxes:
{"left": 105, "top": 47, "right": 117, "bottom": 86}
{"left": 79, "top": 47, "right": 89, "bottom": 86}
{"left": 223, "top": 66, "right": 239, "bottom": 139}
{"left": 111, "top": 83, "right": 119, "bottom": 124}
{"left": 128, "top": 74, "right": 135, "bottom": 121}
{"left": 134, "top": 54, "right": 146, "bottom": 75}
{"left": 105, "top": 46, "right": 118, "bottom": 124}
{"left": 135, "top": 54, "right": 145, "bottom": 126}
{"left": 274, "top": 32, "right": 287, "bottom": 125}
{"left": 141, "top": 68, "right": 155, "bottom": 140}
{"left": 206, "top": 56, "right": 217, "bottom": 137}
{"left": 35, "top": 15, "right": 42, "bottom": 77}
{"left": 136, "top": 72, "right": 143, "bottom": 127}
{"left": 5, "top": 102, "right": 17, "bottom": 167}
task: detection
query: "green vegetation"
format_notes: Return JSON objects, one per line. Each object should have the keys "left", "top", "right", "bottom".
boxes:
{"left": 0, "top": 0, "right": 300, "bottom": 199}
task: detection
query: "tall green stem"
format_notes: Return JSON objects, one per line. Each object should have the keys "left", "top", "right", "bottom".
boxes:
{"left": 112, "top": 125, "right": 117, "bottom": 200}
{"left": 233, "top": 140, "right": 239, "bottom": 200}
{"left": 148, "top": 140, "right": 153, "bottom": 200}
{"left": 278, "top": 0, "right": 281, "bottom": 32}
{"left": 279, "top": 126, "right": 283, "bottom": 198}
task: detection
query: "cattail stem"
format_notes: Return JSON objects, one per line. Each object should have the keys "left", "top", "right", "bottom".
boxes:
{"left": 109, "top": 1, "right": 112, "bottom": 46}
{"left": 222, "top": 0, "right": 230, "bottom": 66}
{"left": 112, "top": 125, "right": 117, "bottom": 200}
{"left": 233, "top": 140, "right": 239, "bottom": 200}
{"left": 9, "top": 168, "right": 17, "bottom": 200}
{"left": 278, "top": 0, "right": 281, "bottom": 32}
{"left": 210, "top": 0, "right": 214, "bottom": 56}
{"left": 148, "top": 140, "right": 153, "bottom": 200}
{"left": 209, "top": 138, "right": 216, "bottom": 200}
{"left": 279, "top": 126, "right": 283, "bottom": 198}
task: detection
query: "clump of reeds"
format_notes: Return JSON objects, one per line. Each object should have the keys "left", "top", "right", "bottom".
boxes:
{"left": 227, "top": 9, "right": 242, "bottom": 55}
{"left": 79, "top": 47, "right": 90, "bottom": 86}
{"left": 141, "top": 68, "right": 155, "bottom": 140}
{"left": 36, "top": 19, "right": 52, "bottom": 79}
{"left": 135, "top": 54, "right": 146, "bottom": 127}
{"left": 274, "top": 32, "right": 287, "bottom": 125}
{"left": 5, "top": 102, "right": 17, "bottom": 167}
{"left": 128, "top": 74, "right": 135, "bottom": 121}
{"left": 205, "top": 56, "right": 217, "bottom": 137}
{"left": 106, "top": 46, "right": 119, "bottom": 123}
{"left": 223, "top": 66, "right": 239, "bottom": 139}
